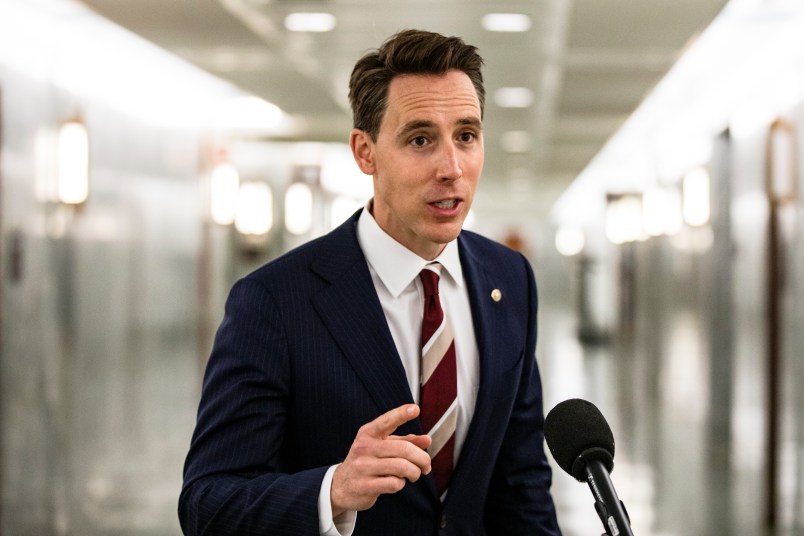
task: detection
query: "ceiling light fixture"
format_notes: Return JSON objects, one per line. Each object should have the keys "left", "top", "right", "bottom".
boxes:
{"left": 482, "top": 13, "right": 532, "bottom": 32}
{"left": 284, "top": 12, "right": 336, "bottom": 32}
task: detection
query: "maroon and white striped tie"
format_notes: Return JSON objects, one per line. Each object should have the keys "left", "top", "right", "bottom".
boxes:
{"left": 419, "top": 263, "right": 457, "bottom": 498}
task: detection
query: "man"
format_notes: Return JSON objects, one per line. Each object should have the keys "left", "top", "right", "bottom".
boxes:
{"left": 179, "top": 29, "right": 562, "bottom": 535}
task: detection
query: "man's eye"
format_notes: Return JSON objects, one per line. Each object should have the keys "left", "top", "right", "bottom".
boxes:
{"left": 459, "top": 132, "right": 476, "bottom": 142}
{"left": 411, "top": 136, "right": 428, "bottom": 147}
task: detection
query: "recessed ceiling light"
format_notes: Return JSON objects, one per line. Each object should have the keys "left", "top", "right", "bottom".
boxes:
{"left": 494, "top": 87, "right": 534, "bottom": 108}
{"left": 284, "top": 12, "right": 336, "bottom": 32}
{"left": 481, "top": 13, "right": 532, "bottom": 32}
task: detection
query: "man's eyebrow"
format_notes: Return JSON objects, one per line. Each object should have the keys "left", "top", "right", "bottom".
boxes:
{"left": 396, "top": 117, "right": 483, "bottom": 140}
{"left": 457, "top": 117, "right": 483, "bottom": 129}
{"left": 396, "top": 120, "right": 436, "bottom": 140}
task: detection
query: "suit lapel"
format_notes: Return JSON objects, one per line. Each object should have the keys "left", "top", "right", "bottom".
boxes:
{"left": 309, "top": 219, "right": 511, "bottom": 503}
{"left": 449, "top": 235, "right": 508, "bottom": 485}
{"left": 309, "top": 214, "right": 420, "bottom": 434}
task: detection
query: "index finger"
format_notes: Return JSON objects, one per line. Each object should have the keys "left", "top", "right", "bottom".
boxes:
{"left": 365, "top": 404, "right": 420, "bottom": 439}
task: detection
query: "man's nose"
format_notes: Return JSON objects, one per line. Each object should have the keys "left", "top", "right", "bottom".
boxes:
{"left": 437, "top": 142, "right": 462, "bottom": 181}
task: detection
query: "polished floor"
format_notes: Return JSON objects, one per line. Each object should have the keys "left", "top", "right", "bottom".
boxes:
{"left": 537, "top": 256, "right": 796, "bottom": 536}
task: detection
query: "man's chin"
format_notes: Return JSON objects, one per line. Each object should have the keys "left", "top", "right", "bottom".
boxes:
{"left": 427, "top": 225, "right": 464, "bottom": 245}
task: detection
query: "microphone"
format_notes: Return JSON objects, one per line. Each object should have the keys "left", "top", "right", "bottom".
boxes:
{"left": 544, "top": 398, "right": 634, "bottom": 536}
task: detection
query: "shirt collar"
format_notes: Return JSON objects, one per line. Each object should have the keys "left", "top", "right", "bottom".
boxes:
{"left": 357, "top": 200, "right": 464, "bottom": 298}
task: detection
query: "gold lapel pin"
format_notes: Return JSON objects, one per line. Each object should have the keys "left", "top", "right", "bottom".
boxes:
{"left": 491, "top": 289, "right": 502, "bottom": 302}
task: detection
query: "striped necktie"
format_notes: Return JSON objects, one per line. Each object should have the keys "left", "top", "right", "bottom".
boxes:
{"left": 419, "top": 262, "right": 457, "bottom": 498}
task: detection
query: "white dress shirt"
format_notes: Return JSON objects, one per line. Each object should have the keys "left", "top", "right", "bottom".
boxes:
{"left": 318, "top": 206, "right": 480, "bottom": 535}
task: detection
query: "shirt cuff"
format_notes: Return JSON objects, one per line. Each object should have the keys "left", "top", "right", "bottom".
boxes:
{"left": 318, "top": 464, "right": 357, "bottom": 536}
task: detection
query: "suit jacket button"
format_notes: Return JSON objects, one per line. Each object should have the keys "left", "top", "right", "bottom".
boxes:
{"left": 439, "top": 513, "right": 447, "bottom": 529}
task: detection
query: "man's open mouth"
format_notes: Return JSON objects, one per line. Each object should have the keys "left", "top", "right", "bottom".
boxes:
{"left": 432, "top": 199, "right": 458, "bottom": 209}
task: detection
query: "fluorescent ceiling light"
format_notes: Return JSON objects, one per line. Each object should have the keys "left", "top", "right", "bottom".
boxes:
{"left": 285, "top": 13, "right": 336, "bottom": 32}
{"left": 482, "top": 13, "right": 532, "bottom": 32}
{"left": 494, "top": 87, "right": 534, "bottom": 108}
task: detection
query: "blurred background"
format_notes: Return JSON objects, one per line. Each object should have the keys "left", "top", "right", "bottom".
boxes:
{"left": 2, "top": 0, "right": 804, "bottom": 534}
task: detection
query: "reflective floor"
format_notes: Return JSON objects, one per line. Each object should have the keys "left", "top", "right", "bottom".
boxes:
{"left": 537, "top": 273, "right": 781, "bottom": 536}
{"left": 540, "top": 306, "right": 725, "bottom": 536}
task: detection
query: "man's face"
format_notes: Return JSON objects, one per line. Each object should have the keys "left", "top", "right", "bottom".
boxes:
{"left": 350, "top": 70, "right": 484, "bottom": 260}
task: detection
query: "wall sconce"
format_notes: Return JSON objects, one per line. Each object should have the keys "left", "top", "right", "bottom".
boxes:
{"left": 643, "top": 185, "right": 683, "bottom": 237}
{"left": 605, "top": 192, "right": 643, "bottom": 245}
{"left": 555, "top": 226, "right": 585, "bottom": 257}
{"left": 56, "top": 118, "right": 89, "bottom": 205}
{"left": 284, "top": 182, "right": 313, "bottom": 235}
{"left": 210, "top": 161, "right": 240, "bottom": 225}
{"left": 682, "top": 167, "right": 711, "bottom": 227}
{"left": 235, "top": 181, "right": 273, "bottom": 237}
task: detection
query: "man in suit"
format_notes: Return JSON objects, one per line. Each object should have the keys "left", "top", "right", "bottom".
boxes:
{"left": 179, "top": 29, "right": 562, "bottom": 535}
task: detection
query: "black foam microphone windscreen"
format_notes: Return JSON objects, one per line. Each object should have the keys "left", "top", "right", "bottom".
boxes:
{"left": 544, "top": 398, "right": 615, "bottom": 481}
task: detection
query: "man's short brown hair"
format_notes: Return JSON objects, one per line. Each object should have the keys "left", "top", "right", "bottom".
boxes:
{"left": 348, "top": 29, "right": 485, "bottom": 141}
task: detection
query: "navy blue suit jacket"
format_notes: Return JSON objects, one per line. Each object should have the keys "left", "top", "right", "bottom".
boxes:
{"left": 179, "top": 210, "right": 561, "bottom": 535}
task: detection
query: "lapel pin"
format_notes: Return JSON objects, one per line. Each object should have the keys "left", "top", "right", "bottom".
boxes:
{"left": 491, "top": 289, "right": 502, "bottom": 302}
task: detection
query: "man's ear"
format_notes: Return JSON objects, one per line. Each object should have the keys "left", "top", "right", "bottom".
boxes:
{"left": 350, "top": 129, "right": 376, "bottom": 175}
